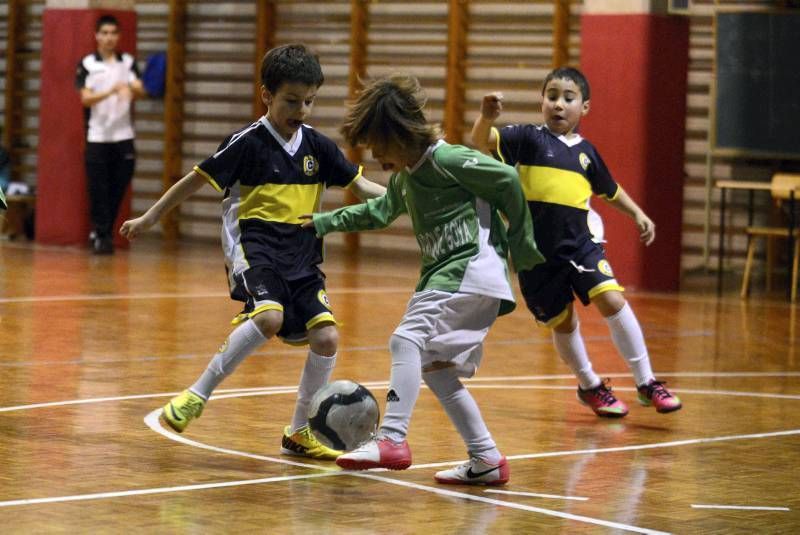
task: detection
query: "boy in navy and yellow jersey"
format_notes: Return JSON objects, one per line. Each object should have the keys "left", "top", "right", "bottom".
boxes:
{"left": 120, "top": 44, "right": 385, "bottom": 458}
{"left": 471, "top": 67, "right": 681, "bottom": 417}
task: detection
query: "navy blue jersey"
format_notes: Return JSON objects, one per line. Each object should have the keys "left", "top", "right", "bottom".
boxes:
{"left": 493, "top": 124, "right": 619, "bottom": 261}
{"left": 194, "top": 117, "right": 361, "bottom": 281}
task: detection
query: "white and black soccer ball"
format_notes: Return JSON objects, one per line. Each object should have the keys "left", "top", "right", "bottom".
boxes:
{"left": 307, "top": 380, "right": 379, "bottom": 452}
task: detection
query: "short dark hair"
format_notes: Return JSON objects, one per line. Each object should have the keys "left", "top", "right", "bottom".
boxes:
{"left": 95, "top": 15, "right": 119, "bottom": 33}
{"left": 260, "top": 43, "right": 324, "bottom": 93}
{"left": 542, "top": 67, "right": 590, "bottom": 101}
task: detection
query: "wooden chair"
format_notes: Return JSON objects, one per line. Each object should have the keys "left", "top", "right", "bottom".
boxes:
{"left": 0, "top": 193, "right": 35, "bottom": 240}
{"left": 740, "top": 173, "right": 800, "bottom": 302}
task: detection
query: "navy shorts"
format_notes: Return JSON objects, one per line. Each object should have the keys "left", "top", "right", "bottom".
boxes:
{"left": 230, "top": 266, "right": 335, "bottom": 345}
{"left": 518, "top": 244, "right": 624, "bottom": 326}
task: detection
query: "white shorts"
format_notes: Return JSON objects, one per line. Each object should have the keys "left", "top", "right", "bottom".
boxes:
{"left": 393, "top": 290, "right": 501, "bottom": 378}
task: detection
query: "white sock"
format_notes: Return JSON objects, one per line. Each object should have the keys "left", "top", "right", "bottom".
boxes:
{"left": 605, "top": 302, "right": 654, "bottom": 386}
{"left": 290, "top": 350, "right": 337, "bottom": 432}
{"left": 552, "top": 322, "right": 600, "bottom": 390}
{"left": 190, "top": 320, "right": 268, "bottom": 400}
{"left": 423, "top": 367, "right": 501, "bottom": 464}
{"left": 379, "top": 335, "right": 422, "bottom": 443}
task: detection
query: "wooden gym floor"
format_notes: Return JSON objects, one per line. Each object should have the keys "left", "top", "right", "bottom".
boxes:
{"left": 0, "top": 237, "right": 798, "bottom": 533}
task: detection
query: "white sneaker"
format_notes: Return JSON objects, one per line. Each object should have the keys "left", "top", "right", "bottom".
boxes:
{"left": 335, "top": 436, "right": 412, "bottom": 471}
{"left": 434, "top": 456, "right": 509, "bottom": 486}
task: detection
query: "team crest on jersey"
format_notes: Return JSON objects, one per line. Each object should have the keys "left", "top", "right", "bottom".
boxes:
{"left": 579, "top": 152, "right": 591, "bottom": 170}
{"left": 303, "top": 155, "right": 319, "bottom": 176}
{"left": 318, "top": 289, "right": 331, "bottom": 309}
{"left": 597, "top": 259, "right": 614, "bottom": 277}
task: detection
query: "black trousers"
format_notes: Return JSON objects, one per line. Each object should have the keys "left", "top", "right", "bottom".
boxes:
{"left": 85, "top": 139, "right": 135, "bottom": 238}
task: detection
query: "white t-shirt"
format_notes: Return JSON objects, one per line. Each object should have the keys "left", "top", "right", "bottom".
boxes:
{"left": 75, "top": 52, "right": 140, "bottom": 143}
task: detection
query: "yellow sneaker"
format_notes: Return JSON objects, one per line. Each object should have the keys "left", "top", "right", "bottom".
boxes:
{"left": 161, "top": 390, "right": 206, "bottom": 433}
{"left": 281, "top": 425, "right": 343, "bottom": 460}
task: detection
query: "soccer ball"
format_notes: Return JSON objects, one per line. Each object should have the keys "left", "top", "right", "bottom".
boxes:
{"left": 308, "top": 380, "right": 379, "bottom": 452}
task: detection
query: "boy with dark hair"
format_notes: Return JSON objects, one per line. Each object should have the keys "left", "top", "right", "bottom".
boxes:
{"left": 120, "top": 44, "right": 385, "bottom": 459}
{"left": 304, "top": 73, "right": 543, "bottom": 485}
{"left": 77, "top": 14, "right": 146, "bottom": 254}
{"left": 471, "top": 67, "right": 681, "bottom": 417}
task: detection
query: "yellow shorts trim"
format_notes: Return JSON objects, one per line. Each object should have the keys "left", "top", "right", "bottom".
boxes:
{"left": 588, "top": 281, "right": 625, "bottom": 300}
{"left": 280, "top": 336, "right": 310, "bottom": 346}
{"left": 543, "top": 307, "right": 571, "bottom": 329}
{"left": 230, "top": 303, "right": 283, "bottom": 325}
{"left": 306, "top": 312, "right": 337, "bottom": 331}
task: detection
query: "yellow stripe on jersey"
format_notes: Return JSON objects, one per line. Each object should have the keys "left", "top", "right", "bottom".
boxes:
{"left": 491, "top": 127, "right": 505, "bottom": 164}
{"left": 518, "top": 164, "right": 592, "bottom": 210}
{"left": 345, "top": 165, "right": 365, "bottom": 189}
{"left": 193, "top": 165, "right": 223, "bottom": 193}
{"left": 238, "top": 183, "right": 323, "bottom": 223}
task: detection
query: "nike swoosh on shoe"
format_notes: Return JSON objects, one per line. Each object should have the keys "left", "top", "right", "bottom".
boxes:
{"left": 466, "top": 465, "right": 499, "bottom": 479}
{"left": 168, "top": 404, "right": 184, "bottom": 421}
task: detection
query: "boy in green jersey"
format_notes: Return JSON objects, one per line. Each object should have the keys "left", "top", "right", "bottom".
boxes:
{"left": 304, "top": 74, "right": 543, "bottom": 485}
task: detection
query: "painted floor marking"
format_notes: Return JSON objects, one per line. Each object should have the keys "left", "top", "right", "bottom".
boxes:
{"left": 0, "top": 377, "right": 797, "bottom": 533}
{"left": 691, "top": 504, "right": 790, "bottom": 511}
{"left": 0, "top": 472, "right": 340, "bottom": 508}
{"left": 485, "top": 489, "right": 589, "bottom": 501}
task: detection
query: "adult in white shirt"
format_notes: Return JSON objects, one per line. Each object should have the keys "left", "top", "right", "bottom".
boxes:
{"left": 76, "top": 14, "right": 145, "bottom": 254}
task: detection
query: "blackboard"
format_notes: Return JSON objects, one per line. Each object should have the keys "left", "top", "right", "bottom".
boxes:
{"left": 715, "top": 11, "right": 800, "bottom": 158}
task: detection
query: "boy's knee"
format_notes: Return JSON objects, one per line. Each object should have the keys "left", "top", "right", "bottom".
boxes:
{"left": 250, "top": 309, "right": 282, "bottom": 338}
{"left": 550, "top": 305, "right": 577, "bottom": 333}
{"left": 592, "top": 290, "right": 626, "bottom": 317}
{"left": 422, "top": 366, "right": 462, "bottom": 398}
{"left": 309, "top": 323, "right": 338, "bottom": 356}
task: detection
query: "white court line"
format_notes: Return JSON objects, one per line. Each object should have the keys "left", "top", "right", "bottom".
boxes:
{"left": 354, "top": 472, "right": 669, "bottom": 535}
{"left": 0, "top": 472, "right": 340, "bottom": 508}
{"left": 3, "top": 381, "right": 800, "bottom": 413}
{"left": 485, "top": 489, "right": 589, "bottom": 501}
{"left": 0, "top": 286, "right": 409, "bottom": 304}
{"left": 503, "top": 428, "right": 800, "bottom": 462}
{"left": 465, "top": 384, "right": 800, "bottom": 400}
{"left": 143, "top": 410, "right": 667, "bottom": 535}
{"left": 0, "top": 383, "right": 391, "bottom": 413}
{"left": 409, "top": 428, "right": 800, "bottom": 470}
{"left": 143, "top": 409, "right": 336, "bottom": 471}
{"left": 691, "top": 504, "right": 790, "bottom": 512}
{"left": 5, "top": 391, "right": 796, "bottom": 534}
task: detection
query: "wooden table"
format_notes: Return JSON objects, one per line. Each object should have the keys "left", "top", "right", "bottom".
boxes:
{"left": 715, "top": 180, "right": 798, "bottom": 299}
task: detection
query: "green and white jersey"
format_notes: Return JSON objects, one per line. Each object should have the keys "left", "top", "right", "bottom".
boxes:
{"left": 313, "top": 140, "right": 543, "bottom": 315}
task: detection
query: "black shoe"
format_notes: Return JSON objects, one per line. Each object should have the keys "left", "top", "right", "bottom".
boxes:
{"left": 92, "top": 236, "right": 114, "bottom": 255}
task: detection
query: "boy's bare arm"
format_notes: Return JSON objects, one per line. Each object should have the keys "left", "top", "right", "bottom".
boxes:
{"left": 80, "top": 84, "right": 127, "bottom": 107}
{"left": 604, "top": 188, "right": 656, "bottom": 246}
{"left": 349, "top": 176, "right": 386, "bottom": 200}
{"left": 119, "top": 171, "right": 207, "bottom": 239}
{"left": 129, "top": 78, "right": 147, "bottom": 99}
{"left": 470, "top": 92, "right": 503, "bottom": 154}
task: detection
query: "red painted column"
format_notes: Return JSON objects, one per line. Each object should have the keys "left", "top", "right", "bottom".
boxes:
{"left": 580, "top": 2, "right": 688, "bottom": 291}
{"left": 36, "top": 5, "right": 136, "bottom": 247}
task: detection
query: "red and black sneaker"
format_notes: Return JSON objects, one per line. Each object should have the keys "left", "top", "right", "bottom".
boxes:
{"left": 577, "top": 379, "right": 629, "bottom": 418}
{"left": 637, "top": 380, "right": 682, "bottom": 413}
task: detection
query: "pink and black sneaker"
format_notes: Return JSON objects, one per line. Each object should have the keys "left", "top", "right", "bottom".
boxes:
{"left": 577, "top": 380, "right": 629, "bottom": 418}
{"left": 637, "top": 379, "right": 682, "bottom": 413}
